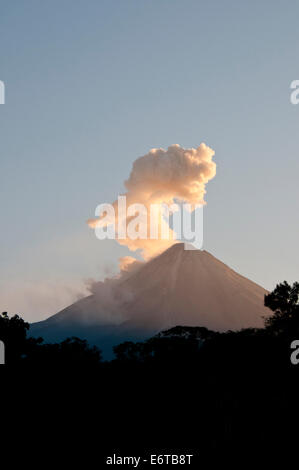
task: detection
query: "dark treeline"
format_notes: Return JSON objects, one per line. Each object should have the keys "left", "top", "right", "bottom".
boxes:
{"left": 1, "top": 281, "right": 299, "bottom": 461}
{"left": 1, "top": 281, "right": 299, "bottom": 368}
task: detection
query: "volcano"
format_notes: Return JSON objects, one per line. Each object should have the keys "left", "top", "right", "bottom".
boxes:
{"left": 30, "top": 244, "right": 270, "bottom": 356}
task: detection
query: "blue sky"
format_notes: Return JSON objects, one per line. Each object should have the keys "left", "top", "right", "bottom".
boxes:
{"left": 1, "top": 0, "right": 299, "bottom": 320}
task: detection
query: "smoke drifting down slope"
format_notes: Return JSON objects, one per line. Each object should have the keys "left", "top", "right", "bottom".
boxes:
{"left": 31, "top": 244, "right": 269, "bottom": 349}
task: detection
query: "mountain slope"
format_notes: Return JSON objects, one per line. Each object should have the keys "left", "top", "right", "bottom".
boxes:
{"left": 118, "top": 243, "right": 269, "bottom": 331}
{"left": 30, "top": 244, "right": 270, "bottom": 353}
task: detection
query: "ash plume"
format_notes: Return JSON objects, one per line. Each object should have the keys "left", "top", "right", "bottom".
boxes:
{"left": 88, "top": 143, "right": 216, "bottom": 260}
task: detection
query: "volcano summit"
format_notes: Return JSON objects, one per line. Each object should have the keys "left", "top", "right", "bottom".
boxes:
{"left": 30, "top": 244, "right": 269, "bottom": 355}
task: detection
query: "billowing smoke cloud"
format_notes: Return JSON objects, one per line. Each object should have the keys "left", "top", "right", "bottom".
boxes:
{"left": 88, "top": 143, "right": 216, "bottom": 260}
{"left": 118, "top": 256, "right": 144, "bottom": 273}
{"left": 125, "top": 143, "right": 215, "bottom": 205}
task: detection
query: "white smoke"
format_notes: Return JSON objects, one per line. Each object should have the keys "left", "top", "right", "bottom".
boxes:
{"left": 88, "top": 143, "right": 216, "bottom": 260}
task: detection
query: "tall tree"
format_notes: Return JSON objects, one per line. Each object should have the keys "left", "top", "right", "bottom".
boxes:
{"left": 264, "top": 281, "right": 299, "bottom": 336}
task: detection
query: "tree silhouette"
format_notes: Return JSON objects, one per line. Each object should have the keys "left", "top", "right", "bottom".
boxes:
{"left": 0, "top": 312, "right": 102, "bottom": 365}
{"left": 27, "top": 337, "right": 102, "bottom": 366}
{"left": 264, "top": 281, "right": 299, "bottom": 336}
{"left": 0, "top": 311, "right": 42, "bottom": 363}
